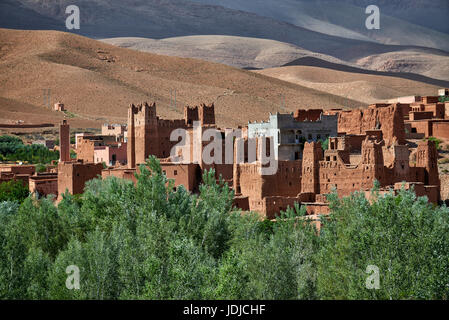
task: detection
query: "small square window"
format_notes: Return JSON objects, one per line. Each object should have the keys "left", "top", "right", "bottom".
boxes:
{"left": 174, "top": 170, "right": 177, "bottom": 176}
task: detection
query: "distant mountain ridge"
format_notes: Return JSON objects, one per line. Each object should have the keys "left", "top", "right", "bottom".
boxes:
{"left": 191, "top": 0, "right": 449, "bottom": 51}
{"left": 1, "top": 0, "right": 448, "bottom": 81}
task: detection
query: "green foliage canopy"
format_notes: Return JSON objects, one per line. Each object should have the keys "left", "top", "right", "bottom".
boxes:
{"left": 0, "top": 156, "right": 447, "bottom": 300}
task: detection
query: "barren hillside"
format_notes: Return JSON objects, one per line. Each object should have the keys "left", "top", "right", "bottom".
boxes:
{"left": 192, "top": 0, "right": 449, "bottom": 51}
{"left": 255, "top": 65, "right": 444, "bottom": 105}
{"left": 101, "top": 35, "right": 351, "bottom": 70}
{"left": 0, "top": 28, "right": 365, "bottom": 129}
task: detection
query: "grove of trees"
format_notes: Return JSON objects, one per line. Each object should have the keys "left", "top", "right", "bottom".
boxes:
{"left": 0, "top": 135, "right": 59, "bottom": 164}
{"left": 0, "top": 156, "right": 448, "bottom": 299}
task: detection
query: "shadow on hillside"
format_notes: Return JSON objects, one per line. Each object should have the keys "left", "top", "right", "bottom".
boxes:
{"left": 283, "top": 56, "right": 449, "bottom": 88}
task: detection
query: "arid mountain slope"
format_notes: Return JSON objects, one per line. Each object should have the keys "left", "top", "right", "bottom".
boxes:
{"left": 0, "top": 28, "right": 364, "bottom": 129}
{"left": 1, "top": 0, "right": 446, "bottom": 63}
{"left": 355, "top": 49, "right": 449, "bottom": 81}
{"left": 191, "top": 0, "right": 449, "bottom": 51}
{"left": 104, "top": 35, "right": 449, "bottom": 81}
{"left": 101, "top": 35, "right": 351, "bottom": 70}
{"left": 255, "top": 65, "right": 444, "bottom": 105}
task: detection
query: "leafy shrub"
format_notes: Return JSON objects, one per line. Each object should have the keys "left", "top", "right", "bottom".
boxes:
{"left": 0, "top": 156, "right": 447, "bottom": 300}
{"left": 0, "top": 135, "right": 59, "bottom": 164}
{"left": 426, "top": 137, "right": 442, "bottom": 150}
{"left": 0, "top": 180, "right": 29, "bottom": 202}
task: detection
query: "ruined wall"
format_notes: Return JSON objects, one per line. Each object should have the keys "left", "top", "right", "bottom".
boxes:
{"left": 236, "top": 161, "right": 302, "bottom": 201}
{"left": 294, "top": 109, "right": 323, "bottom": 122}
{"left": 318, "top": 138, "right": 385, "bottom": 197}
{"left": 263, "top": 196, "right": 303, "bottom": 219}
{"left": 334, "top": 104, "right": 405, "bottom": 146}
{"left": 29, "top": 174, "right": 58, "bottom": 197}
{"left": 415, "top": 140, "right": 440, "bottom": 189}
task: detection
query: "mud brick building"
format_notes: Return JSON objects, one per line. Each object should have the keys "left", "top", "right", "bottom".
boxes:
{"left": 403, "top": 92, "right": 449, "bottom": 140}
{"left": 29, "top": 173, "right": 58, "bottom": 197}
{"left": 57, "top": 121, "right": 103, "bottom": 198}
{"left": 103, "top": 160, "right": 203, "bottom": 192}
{"left": 54, "top": 102, "right": 65, "bottom": 112}
{"left": 0, "top": 164, "right": 59, "bottom": 198}
{"left": 326, "top": 103, "right": 406, "bottom": 146}
{"left": 0, "top": 164, "right": 35, "bottom": 187}
{"left": 11, "top": 96, "right": 441, "bottom": 219}
{"left": 125, "top": 101, "right": 232, "bottom": 176}
{"left": 104, "top": 102, "right": 232, "bottom": 191}
{"left": 57, "top": 161, "right": 103, "bottom": 196}
{"left": 76, "top": 134, "right": 127, "bottom": 166}
{"left": 127, "top": 102, "right": 198, "bottom": 167}
{"left": 232, "top": 129, "right": 440, "bottom": 218}
{"left": 248, "top": 110, "right": 338, "bottom": 161}
{"left": 101, "top": 123, "right": 127, "bottom": 140}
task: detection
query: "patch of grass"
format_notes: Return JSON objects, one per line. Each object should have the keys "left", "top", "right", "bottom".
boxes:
{"left": 63, "top": 110, "right": 77, "bottom": 118}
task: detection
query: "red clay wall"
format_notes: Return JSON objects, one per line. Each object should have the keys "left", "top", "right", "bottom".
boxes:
{"left": 76, "top": 138, "right": 95, "bottom": 163}
{"left": 432, "top": 121, "right": 449, "bottom": 139}
{"left": 58, "top": 162, "right": 103, "bottom": 196}
{"left": 29, "top": 175, "right": 58, "bottom": 197}
{"left": 294, "top": 109, "right": 323, "bottom": 122}
{"left": 334, "top": 104, "right": 405, "bottom": 146}
{"left": 161, "top": 162, "right": 201, "bottom": 192}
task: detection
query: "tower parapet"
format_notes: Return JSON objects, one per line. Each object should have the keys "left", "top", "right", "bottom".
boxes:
{"left": 199, "top": 103, "right": 215, "bottom": 125}
{"left": 184, "top": 105, "right": 199, "bottom": 126}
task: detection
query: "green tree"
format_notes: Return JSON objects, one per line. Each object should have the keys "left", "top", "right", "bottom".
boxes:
{"left": 0, "top": 180, "right": 29, "bottom": 202}
{"left": 316, "top": 189, "right": 449, "bottom": 299}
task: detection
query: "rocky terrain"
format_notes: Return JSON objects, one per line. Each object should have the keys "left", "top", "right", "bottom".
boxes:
{"left": 0, "top": 28, "right": 366, "bottom": 130}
